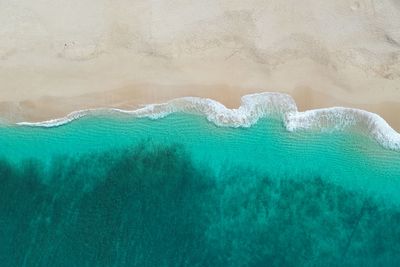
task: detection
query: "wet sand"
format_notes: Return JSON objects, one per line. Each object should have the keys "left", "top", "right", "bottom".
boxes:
{"left": 1, "top": 82, "right": 399, "bottom": 132}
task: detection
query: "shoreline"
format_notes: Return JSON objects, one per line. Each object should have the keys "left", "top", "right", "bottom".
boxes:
{"left": 14, "top": 91, "right": 400, "bottom": 152}
{"left": 2, "top": 84, "right": 400, "bottom": 132}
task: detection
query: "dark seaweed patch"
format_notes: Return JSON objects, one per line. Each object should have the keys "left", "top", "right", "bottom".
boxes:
{"left": 0, "top": 144, "right": 399, "bottom": 266}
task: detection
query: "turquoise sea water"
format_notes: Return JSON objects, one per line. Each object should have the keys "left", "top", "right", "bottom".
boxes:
{"left": 1, "top": 113, "right": 400, "bottom": 266}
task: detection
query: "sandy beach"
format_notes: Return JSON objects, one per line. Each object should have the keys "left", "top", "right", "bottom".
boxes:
{"left": 1, "top": 0, "right": 399, "bottom": 130}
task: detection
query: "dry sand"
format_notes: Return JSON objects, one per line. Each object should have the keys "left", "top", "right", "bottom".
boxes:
{"left": 0, "top": 0, "right": 399, "bottom": 130}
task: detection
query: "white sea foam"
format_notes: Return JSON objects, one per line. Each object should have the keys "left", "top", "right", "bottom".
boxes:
{"left": 16, "top": 92, "right": 400, "bottom": 151}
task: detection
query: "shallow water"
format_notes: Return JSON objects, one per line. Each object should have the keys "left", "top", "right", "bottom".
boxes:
{"left": 1, "top": 113, "right": 400, "bottom": 266}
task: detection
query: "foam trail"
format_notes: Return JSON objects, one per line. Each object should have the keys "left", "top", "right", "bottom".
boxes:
{"left": 285, "top": 107, "right": 400, "bottom": 151}
{"left": 16, "top": 92, "right": 400, "bottom": 151}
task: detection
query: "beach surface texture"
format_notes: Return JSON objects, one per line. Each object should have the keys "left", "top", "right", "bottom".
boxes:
{"left": 0, "top": 0, "right": 399, "bottom": 130}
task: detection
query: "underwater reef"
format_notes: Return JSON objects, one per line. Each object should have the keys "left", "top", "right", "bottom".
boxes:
{"left": 0, "top": 143, "right": 399, "bottom": 267}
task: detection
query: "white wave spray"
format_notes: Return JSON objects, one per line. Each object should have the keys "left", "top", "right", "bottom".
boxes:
{"left": 17, "top": 92, "right": 400, "bottom": 151}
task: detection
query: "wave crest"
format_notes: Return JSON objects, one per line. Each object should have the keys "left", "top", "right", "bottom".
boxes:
{"left": 16, "top": 92, "right": 400, "bottom": 151}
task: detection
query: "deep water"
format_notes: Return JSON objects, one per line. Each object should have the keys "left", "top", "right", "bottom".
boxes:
{"left": 0, "top": 113, "right": 400, "bottom": 266}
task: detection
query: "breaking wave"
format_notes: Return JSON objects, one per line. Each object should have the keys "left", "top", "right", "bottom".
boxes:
{"left": 16, "top": 92, "right": 400, "bottom": 151}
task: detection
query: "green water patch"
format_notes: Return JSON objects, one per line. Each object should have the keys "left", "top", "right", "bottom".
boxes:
{"left": 1, "top": 113, "right": 400, "bottom": 203}
{"left": 0, "top": 143, "right": 400, "bottom": 267}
